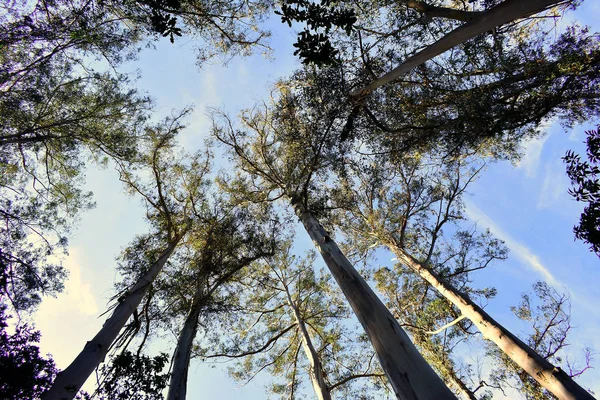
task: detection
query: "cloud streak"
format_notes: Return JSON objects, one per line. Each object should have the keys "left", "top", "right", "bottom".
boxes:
{"left": 465, "top": 201, "right": 560, "bottom": 287}
{"left": 516, "top": 133, "right": 550, "bottom": 178}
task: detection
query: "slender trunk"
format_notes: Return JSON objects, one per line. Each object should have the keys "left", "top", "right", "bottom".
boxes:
{"left": 389, "top": 244, "right": 595, "bottom": 400}
{"left": 43, "top": 239, "right": 182, "bottom": 400}
{"left": 166, "top": 277, "right": 207, "bottom": 400}
{"left": 350, "top": 0, "right": 564, "bottom": 97}
{"left": 291, "top": 198, "right": 455, "bottom": 400}
{"left": 283, "top": 283, "right": 332, "bottom": 400}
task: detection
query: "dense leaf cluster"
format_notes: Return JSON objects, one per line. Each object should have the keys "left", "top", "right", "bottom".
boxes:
{"left": 564, "top": 126, "right": 600, "bottom": 257}
{"left": 94, "top": 351, "right": 169, "bottom": 400}
{"left": 277, "top": 0, "right": 357, "bottom": 65}
{"left": 0, "top": 306, "right": 57, "bottom": 399}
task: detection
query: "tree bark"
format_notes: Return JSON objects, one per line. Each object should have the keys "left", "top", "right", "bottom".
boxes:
{"left": 166, "top": 277, "right": 208, "bottom": 400}
{"left": 42, "top": 239, "right": 182, "bottom": 400}
{"left": 350, "top": 0, "right": 565, "bottom": 97}
{"left": 290, "top": 198, "right": 456, "bottom": 400}
{"left": 283, "top": 282, "right": 332, "bottom": 400}
{"left": 389, "top": 244, "right": 595, "bottom": 400}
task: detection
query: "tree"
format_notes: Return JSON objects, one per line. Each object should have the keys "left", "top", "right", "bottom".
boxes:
{"left": 349, "top": 0, "right": 576, "bottom": 97}
{"left": 109, "top": 0, "right": 273, "bottom": 61}
{"left": 0, "top": 0, "right": 276, "bottom": 313}
{"left": 1, "top": 0, "right": 153, "bottom": 311}
{"left": 213, "top": 79, "right": 456, "bottom": 399}
{"left": 488, "top": 282, "right": 594, "bottom": 399}
{"left": 88, "top": 351, "right": 170, "bottom": 400}
{"left": 341, "top": 25, "right": 600, "bottom": 160}
{"left": 202, "top": 243, "right": 387, "bottom": 399}
{"left": 0, "top": 305, "right": 57, "bottom": 399}
{"left": 564, "top": 126, "right": 600, "bottom": 257}
{"left": 332, "top": 151, "right": 594, "bottom": 399}
{"left": 165, "top": 198, "right": 278, "bottom": 400}
{"left": 42, "top": 113, "right": 209, "bottom": 400}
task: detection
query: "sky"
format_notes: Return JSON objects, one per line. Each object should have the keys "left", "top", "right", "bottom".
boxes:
{"left": 28, "top": 2, "right": 600, "bottom": 399}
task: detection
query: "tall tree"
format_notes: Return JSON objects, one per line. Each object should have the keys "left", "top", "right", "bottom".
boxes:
{"left": 213, "top": 79, "right": 456, "bottom": 399}
{"left": 343, "top": 25, "right": 600, "bottom": 160}
{"left": 0, "top": 0, "right": 152, "bottom": 311}
{"left": 42, "top": 113, "right": 209, "bottom": 400}
{"left": 488, "top": 282, "right": 593, "bottom": 399}
{"left": 349, "top": 0, "right": 575, "bottom": 97}
{"left": 0, "top": 0, "right": 278, "bottom": 313}
{"left": 372, "top": 250, "right": 497, "bottom": 400}
{"left": 203, "top": 243, "right": 387, "bottom": 399}
{"left": 165, "top": 197, "right": 278, "bottom": 400}
{"left": 332, "top": 152, "right": 595, "bottom": 399}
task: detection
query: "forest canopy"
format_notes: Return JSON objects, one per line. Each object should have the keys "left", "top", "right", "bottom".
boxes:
{"left": 0, "top": 0, "right": 599, "bottom": 399}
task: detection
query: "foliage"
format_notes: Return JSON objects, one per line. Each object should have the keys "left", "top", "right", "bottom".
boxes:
{"left": 0, "top": 305, "right": 57, "bottom": 399}
{"left": 93, "top": 351, "right": 169, "bottom": 400}
{"left": 564, "top": 126, "right": 600, "bottom": 257}
{"left": 333, "top": 153, "right": 505, "bottom": 397}
{"left": 112, "top": 0, "right": 273, "bottom": 62}
{"left": 200, "top": 244, "right": 387, "bottom": 398}
{"left": 0, "top": 0, "right": 152, "bottom": 311}
{"left": 276, "top": 0, "right": 357, "bottom": 65}
{"left": 350, "top": 25, "right": 600, "bottom": 159}
{"left": 487, "top": 282, "right": 593, "bottom": 399}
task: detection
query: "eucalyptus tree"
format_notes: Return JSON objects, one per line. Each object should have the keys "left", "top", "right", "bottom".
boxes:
{"left": 163, "top": 197, "right": 278, "bottom": 400}
{"left": 213, "top": 75, "right": 456, "bottom": 399}
{"left": 332, "top": 152, "right": 594, "bottom": 399}
{"left": 350, "top": 24, "right": 600, "bottom": 159}
{"left": 285, "top": 0, "right": 600, "bottom": 161}
{"left": 348, "top": 0, "right": 576, "bottom": 97}
{"left": 0, "top": 0, "right": 152, "bottom": 312}
{"left": 202, "top": 243, "right": 387, "bottom": 399}
{"left": 43, "top": 112, "right": 211, "bottom": 400}
{"left": 0, "top": 0, "right": 278, "bottom": 313}
{"left": 372, "top": 251, "right": 498, "bottom": 400}
{"left": 487, "top": 282, "right": 593, "bottom": 399}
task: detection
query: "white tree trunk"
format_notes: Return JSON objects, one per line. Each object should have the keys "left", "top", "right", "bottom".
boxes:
{"left": 291, "top": 199, "right": 456, "bottom": 400}
{"left": 284, "top": 284, "right": 332, "bottom": 400}
{"left": 391, "top": 246, "right": 595, "bottom": 400}
{"left": 350, "top": 0, "right": 564, "bottom": 97}
{"left": 43, "top": 240, "right": 181, "bottom": 400}
{"left": 166, "top": 281, "right": 206, "bottom": 400}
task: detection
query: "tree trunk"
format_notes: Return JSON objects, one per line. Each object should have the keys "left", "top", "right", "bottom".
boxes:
{"left": 284, "top": 282, "right": 332, "bottom": 400}
{"left": 42, "top": 239, "right": 181, "bottom": 400}
{"left": 166, "top": 277, "right": 208, "bottom": 400}
{"left": 350, "top": 0, "right": 565, "bottom": 97}
{"left": 290, "top": 198, "right": 456, "bottom": 400}
{"left": 389, "top": 244, "right": 595, "bottom": 400}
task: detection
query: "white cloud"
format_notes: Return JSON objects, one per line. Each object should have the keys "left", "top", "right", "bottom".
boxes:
{"left": 35, "top": 248, "right": 101, "bottom": 367}
{"left": 464, "top": 202, "right": 560, "bottom": 287}
{"left": 517, "top": 134, "right": 550, "bottom": 178}
{"left": 537, "top": 161, "right": 569, "bottom": 209}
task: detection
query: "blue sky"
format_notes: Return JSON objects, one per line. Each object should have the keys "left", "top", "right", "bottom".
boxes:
{"left": 31, "top": 3, "right": 600, "bottom": 399}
